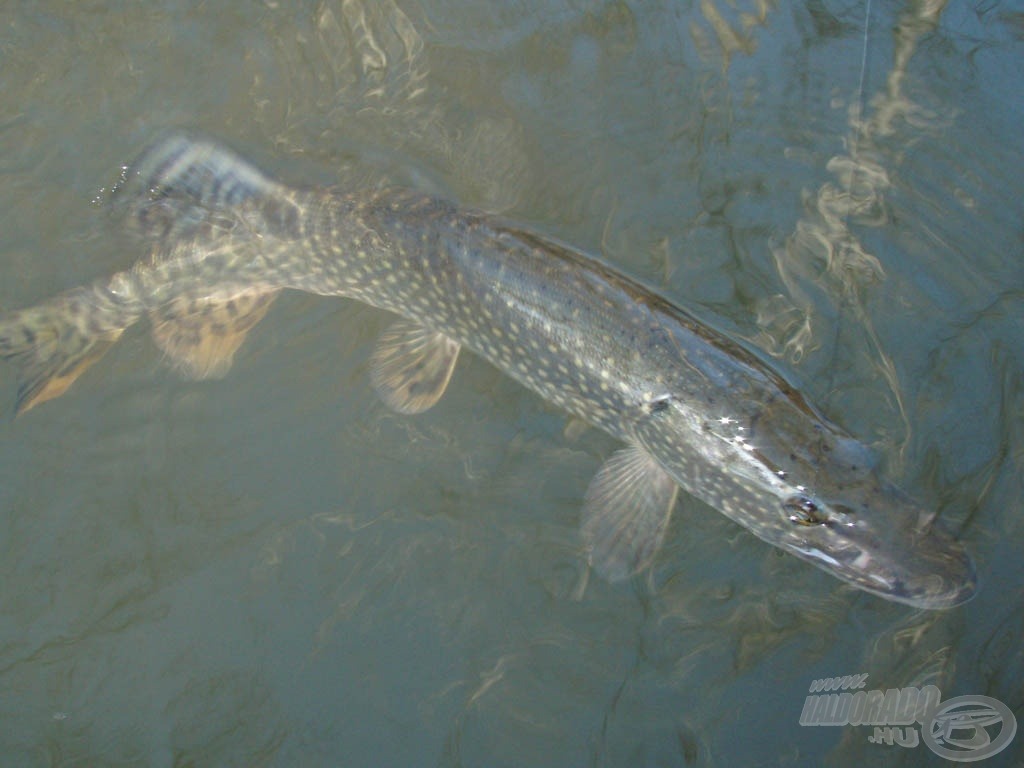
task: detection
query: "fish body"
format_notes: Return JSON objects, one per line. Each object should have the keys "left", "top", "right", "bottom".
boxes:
{"left": 0, "top": 134, "right": 975, "bottom": 608}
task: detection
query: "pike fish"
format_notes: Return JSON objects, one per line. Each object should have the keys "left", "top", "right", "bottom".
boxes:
{"left": 0, "top": 133, "right": 976, "bottom": 608}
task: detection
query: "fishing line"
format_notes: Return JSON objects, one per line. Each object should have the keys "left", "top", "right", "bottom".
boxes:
{"left": 846, "top": 0, "right": 873, "bottom": 227}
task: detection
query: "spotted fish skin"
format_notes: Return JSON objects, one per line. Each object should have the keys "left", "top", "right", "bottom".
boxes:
{"left": 0, "top": 133, "right": 976, "bottom": 608}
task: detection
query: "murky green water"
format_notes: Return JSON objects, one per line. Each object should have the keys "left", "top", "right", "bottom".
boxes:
{"left": 0, "top": 1, "right": 1021, "bottom": 766}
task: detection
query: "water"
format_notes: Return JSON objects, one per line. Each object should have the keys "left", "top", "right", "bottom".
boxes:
{"left": 0, "top": 1, "right": 1021, "bottom": 765}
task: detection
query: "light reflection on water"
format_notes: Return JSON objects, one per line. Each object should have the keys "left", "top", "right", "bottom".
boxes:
{"left": 0, "top": 1, "right": 1021, "bottom": 766}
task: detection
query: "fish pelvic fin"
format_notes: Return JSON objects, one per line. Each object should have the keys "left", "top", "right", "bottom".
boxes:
{"left": 150, "top": 290, "right": 279, "bottom": 380}
{"left": 370, "top": 319, "right": 461, "bottom": 414}
{"left": 0, "top": 293, "right": 124, "bottom": 415}
{"left": 581, "top": 444, "right": 679, "bottom": 581}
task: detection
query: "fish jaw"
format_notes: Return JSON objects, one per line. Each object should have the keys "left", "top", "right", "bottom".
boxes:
{"left": 717, "top": 471, "right": 977, "bottom": 609}
{"left": 689, "top": 453, "right": 977, "bottom": 609}
{"left": 633, "top": 400, "right": 976, "bottom": 609}
{"left": 780, "top": 488, "right": 977, "bottom": 609}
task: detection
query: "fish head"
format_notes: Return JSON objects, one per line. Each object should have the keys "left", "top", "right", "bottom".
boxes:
{"left": 636, "top": 394, "right": 977, "bottom": 609}
{"left": 771, "top": 478, "right": 977, "bottom": 609}
{"left": 760, "top": 422, "right": 977, "bottom": 609}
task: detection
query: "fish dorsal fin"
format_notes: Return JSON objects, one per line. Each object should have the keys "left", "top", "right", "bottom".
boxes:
{"left": 581, "top": 444, "right": 679, "bottom": 581}
{"left": 129, "top": 132, "right": 281, "bottom": 210}
{"left": 370, "top": 319, "right": 461, "bottom": 414}
{"left": 117, "top": 132, "right": 290, "bottom": 243}
{"left": 149, "top": 290, "right": 278, "bottom": 380}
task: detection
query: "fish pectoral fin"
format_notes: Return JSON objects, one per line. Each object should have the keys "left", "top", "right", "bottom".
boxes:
{"left": 149, "top": 290, "right": 278, "bottom": 380}
{"left": 581, "top": 444, "right": 679, "bottom": 581}
{"left": 370, "top": 319, "right": 461, "bottom": 414}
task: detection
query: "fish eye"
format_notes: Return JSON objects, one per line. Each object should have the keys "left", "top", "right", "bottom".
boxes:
{"left": 784, "top": 495, "right": 827, "bottom": 526}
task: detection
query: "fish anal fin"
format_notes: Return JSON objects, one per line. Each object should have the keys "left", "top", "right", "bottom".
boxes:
{"left": 370, "top": 319, "right": 461, "bottom": 414}
{"left": 581, "top": 444, "right": 679, "bottom": 581}
{"left": 150, "top": 291, "right": 278, "bottom": 380}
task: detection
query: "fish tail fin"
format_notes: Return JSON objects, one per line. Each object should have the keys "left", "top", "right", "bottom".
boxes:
{"left": 0, "top": 293, "right": 124, "bottom": 415}
{"left": 0, "top": 134, "right": 290, "bottom": 414}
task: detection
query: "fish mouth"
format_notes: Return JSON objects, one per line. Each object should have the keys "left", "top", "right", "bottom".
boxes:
{"left": 792, "top": 523, "right": 977, "bottom": 610}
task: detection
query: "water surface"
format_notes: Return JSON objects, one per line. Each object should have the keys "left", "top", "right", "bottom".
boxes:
{"left": 0, "top": 1, "right": 1021, "bottom": 765}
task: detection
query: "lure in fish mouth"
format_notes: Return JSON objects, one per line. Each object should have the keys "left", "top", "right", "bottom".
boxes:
{"left": 0, "top": 132, "right": 977, "bottom": 609}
